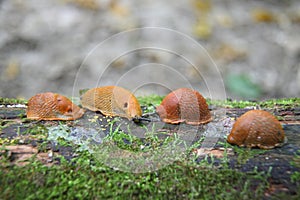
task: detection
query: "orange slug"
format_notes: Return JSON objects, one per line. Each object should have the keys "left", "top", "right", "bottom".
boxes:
{"left": 80, "top": 86, "right": 142, "bottom": 119}
{"left": 227, "top": 110, "right": 285, "bottom": 149}
{"left": 26, "top": 92, "right": 85, "bottom": 120}
{"left": 156, "top": 88, "right": 212, "bottom": 125}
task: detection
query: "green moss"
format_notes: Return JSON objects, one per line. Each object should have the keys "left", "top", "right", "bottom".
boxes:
{"left": 137, "top": 95, "right": 164, "bottom": 106}
{"left": 0, "top": 151, "right": 271, "bottom": 200}
{"left": 0, "top": 137, "right": 19, "bottom": 145}
{"left": 232, "top": 146, "right": 266, "bottom": 165}
{"left": 105, "top": 123, "right": 143, "bottom": 152}
{"left": 290, "top": 151, "right": 300, "bottom": 184}
{"left": 137, "top": 95, "right": 164, "bottom": 113}
{"left": 207, "top": 99, "right": 257, "bottom": 108}
{"left": 0, "top": 97, "right": 27, "bottom": 105}
{"left": 206, "top": 98, "right": 300, "bottom": 109}
{"left": 259, "top": 98, "right": 300, "bottom": 108}
{"left": 22, "top": 124, "right": 48, "bottom": 136}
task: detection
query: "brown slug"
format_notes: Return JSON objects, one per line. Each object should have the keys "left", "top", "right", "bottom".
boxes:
{"left": 80, "top": 86, "right": 142, "bottom": 119}
{"left": 26, "top": 92, "right": 85, "bottom": 120}
{"left": 227, "top": 110, "right": 286, "bottom": 149}
{"left": 156, "top": 88, "right": 212, "bottom": 125}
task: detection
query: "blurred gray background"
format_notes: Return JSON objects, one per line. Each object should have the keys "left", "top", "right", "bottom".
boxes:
{"left": 0, "top": 0, "right": 300, "bottom": 100}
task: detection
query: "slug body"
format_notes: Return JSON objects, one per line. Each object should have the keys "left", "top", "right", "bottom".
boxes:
{"left": 26, "top": 92, "right": 84, "bottom": 120}
{"left": 156, "top": 88, "right": 212, "bottom": 125}
{"left": 227, "top": 110, "right": 285, "bottom": 149}
{"left": 80, "top": 86, "right": 142, "bottom": 119}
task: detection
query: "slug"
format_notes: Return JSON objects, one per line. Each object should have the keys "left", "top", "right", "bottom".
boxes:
{"left": 80, "top": 86, "right": 142, "bottom": 119}
{"left": 227, "top": 110, "right": 286, "bottom": 149}
{"left": 26, "top": 92, "right": 85, "bottom": 120}
{"left": 156, "top": 88, "right": 212, "bottom": 125}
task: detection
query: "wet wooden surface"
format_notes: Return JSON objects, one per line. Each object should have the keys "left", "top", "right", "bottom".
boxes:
{"left": 0, "top": 103, "right": 299, "bottom": 197}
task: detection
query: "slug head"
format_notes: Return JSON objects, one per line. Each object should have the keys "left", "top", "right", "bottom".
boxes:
{"left": 110, "top": 87, "right": 142, "bottom": 119}
{"left": 55, "top": 94, "right": 85, "bottom": 120}
{"left": 227, "top": 116, "right": 251, "bottom": 146}
{"left": 156, "top": 91, "right": 184, "bottom": 124}
{"left": 128, "top": 95, "right": 143, "bottom": 119}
